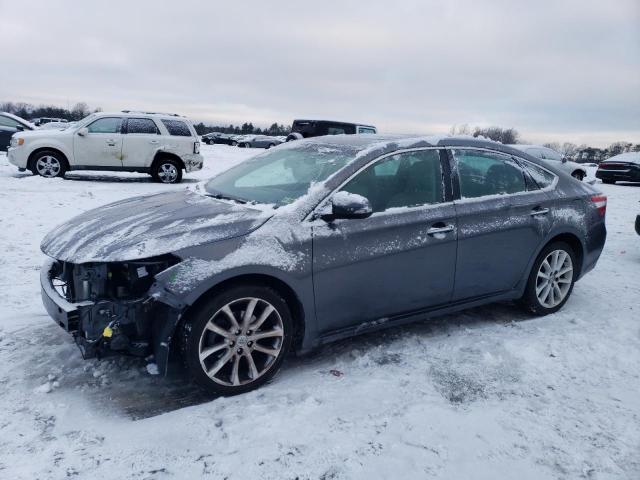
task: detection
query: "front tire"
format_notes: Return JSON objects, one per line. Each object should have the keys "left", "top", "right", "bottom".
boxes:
{"left": 182, "top": 285, "right": 293, "bottom": 395}
{"left": 521, "top": 241, "right": 576, "bottom": 315}
{"left": 151, "top": 158, "right": 182, "bottom": 184}
{"left": 32, "top": 150, "right": 67, "bottom": 178}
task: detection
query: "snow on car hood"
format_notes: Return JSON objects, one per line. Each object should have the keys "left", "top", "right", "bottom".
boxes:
{"left": 41, "top": 190, "right": 273, "bottom": 263}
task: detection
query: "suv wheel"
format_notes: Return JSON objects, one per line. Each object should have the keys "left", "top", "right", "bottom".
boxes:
{"left": 571, "top": 171, "right": 585, "bottom": 181}
{"left": 521, "top": 241, "right": 576, "bottom": 315}
{"left": 152, "top": 159, "right": 182, "bottom": 184}
{"left": 182, "top": 285, "right": 293, "bottom": 395}
{"left": 32, "top": 150, "right": 67, "bottom": 178}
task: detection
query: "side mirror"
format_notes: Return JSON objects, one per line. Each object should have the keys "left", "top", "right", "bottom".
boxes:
{"left": 77, "top": 127, "right": 89, "bottom": 137}
{"left": 561, "top": 157, "right": 568, "bottom": 163}
{"left": 15, "top": 125, "right": 24, "bottom": 132}
{"left": 323, "top": 191, "right": 373, "bottom": 220}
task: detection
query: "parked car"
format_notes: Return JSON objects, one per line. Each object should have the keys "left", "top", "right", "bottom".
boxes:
{"left": 286, "top": 119, "right": 377, "bottom": 141}
{"left": 8, "top": 111, "right": 203, "bottom": 183}
{"left": 40, "top": 135, "right": 606, "bottom": 395}
{"left": 509, "top": 145, "right": 588, "bottom": 181}
{"left": 202, "top": 132, "right": 235, "bottom": 145}
{"left": 32, "top": 117, "right": 68, "bottom": 127}
{"left": 211, "top": 133, "right": 236, "bottom": 145}
{"left": 237, "top": 135, "right": 283, "bottom": 149}
{"left": 0, "top": 112, "right": 35, "bottom": 151}
{"left": 595, "top": 152, "right": 640, "bottom": 184}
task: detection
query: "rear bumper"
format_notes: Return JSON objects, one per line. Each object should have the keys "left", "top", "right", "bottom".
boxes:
{"left": 596, "top": 168, "right": 640, "bottom": 182}
{"left": 183, "top": 153, "right": 203, "bottom": 172}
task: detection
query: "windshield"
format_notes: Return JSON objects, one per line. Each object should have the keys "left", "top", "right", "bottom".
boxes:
{"left": 205, "top": 143, "right": 358, "bottom": 206}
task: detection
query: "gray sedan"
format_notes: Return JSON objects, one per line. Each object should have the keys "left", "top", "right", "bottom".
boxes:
{"left": 238, "top": 134, "right": 283, "bottom": 149}
{"left": 40, "top": 135, "right": 607, "bottom": 395}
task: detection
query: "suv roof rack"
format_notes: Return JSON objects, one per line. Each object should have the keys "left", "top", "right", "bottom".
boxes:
{"left": 121, "top": 110, "right": 182, "bottom": 117}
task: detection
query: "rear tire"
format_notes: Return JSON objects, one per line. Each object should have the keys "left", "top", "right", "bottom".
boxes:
{"left": 151, "top": 158, "right": 183, "bottom": 184}
{"left": 521, "top": 241, "right": 577, "bottom": 315}
{"left": 571, "top": 171, "right": 585, "bottom": 181}
{"left": 31, "top": 150, "right": 68, "bottom": 178}
{"left": 182, "top": 284, "right": 293, "bottom": 396}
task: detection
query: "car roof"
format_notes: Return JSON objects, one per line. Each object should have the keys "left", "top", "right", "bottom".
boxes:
{"left": 95, "top": 111, "right": 190, "bottom": 120}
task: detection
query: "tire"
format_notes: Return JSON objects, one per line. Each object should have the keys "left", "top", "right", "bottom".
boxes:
{"left": 266, "top": 143, "right": 275, "bottom": 149}
{"left": 521, "top": 241, "right": 577, "bottom": 315}
{"left": 31, "top": 150, "right": 68, "bottom": 178}
{"left": 602, "top": 179, "right": 615, "bottom": 184}
{"left": 151, "top": 158, "right": 183, "bottom": 184}
{"left": 571, "top": 171, "right": 585, "bottom": 181}
{"left": 231, "top": 141, "right": 237, "bottom": 146}
{"left": 182, "top": 284, "right": 293, "bottom": 395}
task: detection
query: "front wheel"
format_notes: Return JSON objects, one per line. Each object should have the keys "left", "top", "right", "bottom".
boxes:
{"left": 182, "top": 285, "right": 293, "bottom": 395}
{"left": 32, "top": 150, "right": 67, "bottom": 178}
{"left": 151, "top": 159, "right": 183, "bottom": 184}
{"left": 521, "top": 242, "right": 576, "bottom": 315}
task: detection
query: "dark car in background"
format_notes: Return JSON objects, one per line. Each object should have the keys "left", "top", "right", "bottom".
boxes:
{"left": 596, "top": 152, "right": 640, "bottom": 184}
{"left": 286, "top": 119, "right": 376, "bottom": 141}
{"left": 202, "top": 132, "right": 235, "bottom": 145}
{"left": 0, "top": 112, "right": 35, "bottom": 151}
{"left": 39, "top": 135, "right": 606, "bottom": 396}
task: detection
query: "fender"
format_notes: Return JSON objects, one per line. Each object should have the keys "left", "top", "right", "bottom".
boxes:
{"left": 26, "top": 138, "right": 74, "bottom": 167}
{"left": 149, "top": 261, "right": 316, "bottom": 375}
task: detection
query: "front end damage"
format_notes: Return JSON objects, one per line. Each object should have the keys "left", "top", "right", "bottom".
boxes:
{"left": 41, "top": 256, "right": 183, "bottom": 372}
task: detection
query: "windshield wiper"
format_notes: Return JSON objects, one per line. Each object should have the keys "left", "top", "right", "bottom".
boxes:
{"left": 207, "top": 191, "right": 248, "bottom": 204}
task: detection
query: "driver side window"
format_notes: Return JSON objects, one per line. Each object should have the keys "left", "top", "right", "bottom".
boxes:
{"left": 341, "top": 150, "right": 444, "bottom": 213}
{"left": 87, "top": 117, "right": 122, "bottom": 134}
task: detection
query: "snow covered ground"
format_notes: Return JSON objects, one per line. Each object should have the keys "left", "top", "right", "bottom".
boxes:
{"left": 0, "top": 145, "right": 638, "bottom": 479}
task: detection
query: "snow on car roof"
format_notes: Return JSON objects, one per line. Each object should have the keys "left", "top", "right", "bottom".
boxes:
{"left": 601, "top": 151, "right": 640, "bottom": 164}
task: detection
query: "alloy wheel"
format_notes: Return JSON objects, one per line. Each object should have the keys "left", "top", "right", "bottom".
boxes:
{"left": 535, "top": 249, "right": 573, "bottom": 308}
{"left": 198, "top": 297, "right": 285, "bottom": 386}
{"left": 36, "top": 155, "right": 61, "bottom": 177}
{"left": 158, "top": 163, "right": 178, "bottom": 183}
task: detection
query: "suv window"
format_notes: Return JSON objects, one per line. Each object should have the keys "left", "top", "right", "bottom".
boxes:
{"left": 87, "top": 117, "right": 122, "bottom": 134}
{"left": 357, "top": 127, "right": 376, "bottom": 134}
{"left": 127, "top": 118, "right": 159, "bottom": 134}
{"left": 162, "top": 119, "right": 192, "bottom": 137}
{"left": 341, "top": 150, "right": 443, "bottom": 212}
{"left": 454, "top": 149, "right": 526, "bottom": 198}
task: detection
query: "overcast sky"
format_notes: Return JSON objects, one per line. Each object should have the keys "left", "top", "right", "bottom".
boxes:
{"left": 1, "top": 0, "right": 638, "bottom": 146}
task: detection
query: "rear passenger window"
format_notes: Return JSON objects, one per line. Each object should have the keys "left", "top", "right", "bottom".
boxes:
{"left": 161, "top": 119, "right": 192, "bottom": 137}
{"left": 341, "top": 150, "right": 443, "bottom": 212}
{"left": 522, "top": 162, "right": 556, "bottom": 189}
{"left": 127, "top": 118, "right": 159, "bottom": 134}
{"left": 454, "top": 149, "right": 526, "bottom": 199}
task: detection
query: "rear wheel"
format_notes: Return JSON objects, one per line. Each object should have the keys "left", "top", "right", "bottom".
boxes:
{"left": 32, "top": 150, "right": 67, "bottom": 178}
{"left": 266, "top": 143, "right": 275, "bottom": 149}
{"left": 151, "top": 158, "right": 182, "bottom": 184}
{"left": 182, "top": 285, "right": 293, "bottom": 395}
{"left": 571, "top": 171, "right": 585, "bottom": 181}
{"left": 521, "top": 242, "right": 576, "bottom": 315}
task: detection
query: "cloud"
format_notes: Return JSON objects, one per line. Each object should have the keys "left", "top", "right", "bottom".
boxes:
{"left": 0, "top": 0, "right": 638, "bottom": 146}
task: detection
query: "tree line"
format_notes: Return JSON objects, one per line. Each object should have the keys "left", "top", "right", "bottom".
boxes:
{"left": 449, "top": 124, "right": 639, "bottom": 162}
{"left": 192, "top": 122, "right": 291, "bottom": 136}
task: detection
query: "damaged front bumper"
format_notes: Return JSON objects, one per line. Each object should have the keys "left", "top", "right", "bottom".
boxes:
{"left": 40, "top": 257, "right": 183, "bottom": 371}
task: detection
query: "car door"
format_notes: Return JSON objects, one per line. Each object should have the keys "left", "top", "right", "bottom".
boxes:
{"left": 312, "top": 149, "right": 457, "bottom": 334}
{"left": 0, "top": 116, "right": 23, "bottom": 151}
{"left": 73, "top": 117, "right": 124, "bottom": 167}
{"left": 121, "top": 117, "right": 161, "bottom": 168}
{"left": 451, "top": 148, "right": 553, "bottom": 301}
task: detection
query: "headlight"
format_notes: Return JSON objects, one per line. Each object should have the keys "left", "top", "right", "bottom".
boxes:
{"left": 11, "top": 137, "right": 24, "bottom": 147}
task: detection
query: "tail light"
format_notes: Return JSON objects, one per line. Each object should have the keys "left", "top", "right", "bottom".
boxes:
{"left": 591, "top": 195, "right": 607, "bottom": 216}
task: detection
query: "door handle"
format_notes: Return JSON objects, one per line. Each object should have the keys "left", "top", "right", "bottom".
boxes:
{"left": 427, "top": 224, "right": 454, "bottom": 235}
{"left": 530, "top": 207, "right": 550, "bottom": 216}
{"left": 106, "top": 139, "right": 116, "bottom": 146}
{"left": 149, "top": 140, "right": 159, "bottom": 145}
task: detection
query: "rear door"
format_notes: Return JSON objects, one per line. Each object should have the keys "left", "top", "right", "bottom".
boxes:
{"left": 121, "top": 117, "right": 161, "bottom": 168}
{"left": 451, "top": 148, "right": 553, "bottom": 301}
{"left": 312, "top": 148, "right": 457, "bottom": 334}
{"left": 73, "top": 117, "right": 124, "bottom": 167}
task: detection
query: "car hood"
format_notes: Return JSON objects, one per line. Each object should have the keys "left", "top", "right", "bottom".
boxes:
{"left": 18, "top": 127, "right": 70, "bottom": 138}
{"left": 41, "top": 190, "right": 273, "bottom": 263}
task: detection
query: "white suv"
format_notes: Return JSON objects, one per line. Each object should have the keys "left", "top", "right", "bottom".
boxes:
{"left": 8, "top": 111, "right": 203, "bottom": 183}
